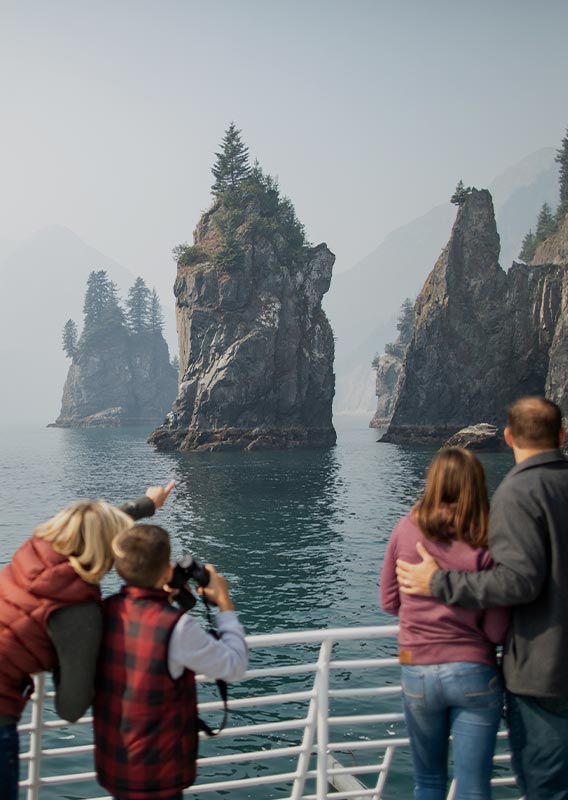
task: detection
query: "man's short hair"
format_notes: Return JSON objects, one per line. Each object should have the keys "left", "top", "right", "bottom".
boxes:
{"left": 112, "top": 524, "right": 171, "bottom": 588}
{"left": 507, "top": 396, "right": 563, "bottom": 449}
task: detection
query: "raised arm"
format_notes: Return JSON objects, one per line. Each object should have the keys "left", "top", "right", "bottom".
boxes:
{"left": 397, "top": 484, "right": 547, "bottom": 609}
{"left": 119, "top": 480, "right": 176, "bottom": 520}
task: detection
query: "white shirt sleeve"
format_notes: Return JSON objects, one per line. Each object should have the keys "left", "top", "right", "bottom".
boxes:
{"left": 168, "top": 610, "right": 248, "bottom": 682}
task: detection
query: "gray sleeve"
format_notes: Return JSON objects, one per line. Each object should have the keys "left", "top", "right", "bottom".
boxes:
{"left": 431, "top": 483, "right": 547, "bottom": 609}
{"left": 168, "top": 611, "right": 248, "bottom": 682}
{"left": 46, "top": 602, "right": 103, "bottom": 722}
{"left": 119, "top": 495, "right": 155, "bottom": 520}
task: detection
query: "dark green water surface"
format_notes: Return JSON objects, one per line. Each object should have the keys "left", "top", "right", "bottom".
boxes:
{"left": 0, "top": 418, "right": 516, "bottom": 798}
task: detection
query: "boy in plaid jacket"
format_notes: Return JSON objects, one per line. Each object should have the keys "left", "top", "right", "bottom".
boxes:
{"left": 93, "top": 524, "right": 248, "bottom": 800}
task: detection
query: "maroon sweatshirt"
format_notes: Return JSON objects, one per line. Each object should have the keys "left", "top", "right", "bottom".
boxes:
{"left": 380, "top": 514, "right": 509, "bottom": 666}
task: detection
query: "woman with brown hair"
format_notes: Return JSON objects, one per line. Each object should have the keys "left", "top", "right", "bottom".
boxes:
{"left": 380, "top": 448, "right": 508, "bottom": 800}
{"left": 0, "top": 481, "right": 175, "bottom": 800}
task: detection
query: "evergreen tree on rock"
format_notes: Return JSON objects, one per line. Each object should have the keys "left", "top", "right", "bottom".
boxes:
{"left": 211, "top": 122, "right": 251, "bottom": 196}
{"left": 451, "top": 180, "right": 472, "bottom": 207}
{"left": 126, "top": 277, "right": 151, "bottom": 334}
{"left": 62, "top": 319, "right": 78, "bottom": 359}
{"left": 149, "top": 288, "right": 165, "bottom": 335}
{"left": 82, "top": 270, "right": 126, "bottom": 340}
{"left": 556, "top": 126, "right": 568, "bottom": 220}
{"left": 535, "top": 202, "right": 556, "bottom": 242}
{"left": 396, "top": 297, "right": 415, "bottom": 345}
{"left": 519, "top": 229, "right": 537, "bottom": 263}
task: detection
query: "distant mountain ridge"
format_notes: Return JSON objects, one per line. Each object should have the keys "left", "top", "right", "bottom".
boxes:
{"left": 325, "top": 147, "right": 559, "bottom": 416}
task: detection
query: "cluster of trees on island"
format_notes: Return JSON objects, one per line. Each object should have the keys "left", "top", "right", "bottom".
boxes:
{"left": 62, "top": 271, "right": 176, "bottom": 368}
{"left": 519, "top": 126, "right": 568, "bottom": 263}
{"left": 172, "top": 123, "right": 309, "bottom": 271}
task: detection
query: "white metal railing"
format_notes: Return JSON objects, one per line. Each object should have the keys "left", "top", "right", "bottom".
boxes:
{"left": 18, "top": 625, "right": 519, "bottom": 799}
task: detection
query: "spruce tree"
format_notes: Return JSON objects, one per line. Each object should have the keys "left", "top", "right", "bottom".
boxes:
{"left": 211, "top": 122, "right": 251, "bottom": 196}
{"left": 149, "top": 288, "right": 165, "bottom": 335}
{"left": 450, "top": 180, "right": 471, "bottom": 206}
{"left": 83, "top": 270, "right": 114, "bottom": 330}
{"left": 82, "top": 270, "right": 126, "bottom": 338}
{"left": 535, "top": 202, "right": 556, "bottom": 242}
{"left": 519, "top": 229, "right": 537, "bottom": 263}
{"left": 556, "top": 126, "right": 568, "bottom": 221}
{"left": 396, "top": 298, "right": 415, "bottom": 346}
{"left": 62, "top": 319, "right": 78, "bottom": 359}
{"left": 126, "top": 277, "right": 151, "bottom": 334}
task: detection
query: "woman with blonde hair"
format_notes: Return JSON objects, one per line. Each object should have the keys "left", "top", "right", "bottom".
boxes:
{"left": 0, "top": 481, "right": 175, "bottom": 799}
{"left": 380, "top": 448, "right": 509, "bottom": 800}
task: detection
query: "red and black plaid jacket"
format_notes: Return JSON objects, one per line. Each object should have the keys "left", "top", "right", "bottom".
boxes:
{"left": 94, "top": 586, "right": 198, "bottom": 799}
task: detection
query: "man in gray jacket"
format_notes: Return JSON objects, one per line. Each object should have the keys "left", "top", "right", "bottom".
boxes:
{"left": 396, "top": 396, "right": 568, "bottom": 800}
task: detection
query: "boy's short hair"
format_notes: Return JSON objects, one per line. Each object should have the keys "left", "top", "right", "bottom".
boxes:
{"left": 507, "top": 396, "right": 563, "bottom": 449}
{"left": 113, "top": 524, "right": 171, "bottom": 588}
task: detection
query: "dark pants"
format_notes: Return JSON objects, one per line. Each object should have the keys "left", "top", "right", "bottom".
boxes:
{"left": 0, "top": 724, "right": 19, "bottom": 800}
{"left": 506, "top": 690, "right": 568, "bottom": 800}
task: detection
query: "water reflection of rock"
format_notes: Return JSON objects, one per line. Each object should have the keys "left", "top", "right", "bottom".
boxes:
{"left": 161, "top": 448, "right": 345, "bottom": 633}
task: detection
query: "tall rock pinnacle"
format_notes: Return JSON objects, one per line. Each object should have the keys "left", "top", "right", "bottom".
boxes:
{"left": 149, "top": 176, "right": 336, "bottom": 451}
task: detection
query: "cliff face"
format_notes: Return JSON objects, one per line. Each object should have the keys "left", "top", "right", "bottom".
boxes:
{"left": 149, "top": 205, "right": 336, "bottom": 451}
{"left": 381, "top": 193, "right": 568, "bottom": 443}
{"left": 54, "top": 331, "right": 177, "bottom": 426}
{"left": 532, "top": 214, "right": 568, "bottom": 265}
{"left": 370, "top": 353, "right": 402, "bottom": 428}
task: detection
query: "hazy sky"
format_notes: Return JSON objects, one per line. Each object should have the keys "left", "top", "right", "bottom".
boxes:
{"left": 1, "top": 0, "right": 567, "bottom": 294}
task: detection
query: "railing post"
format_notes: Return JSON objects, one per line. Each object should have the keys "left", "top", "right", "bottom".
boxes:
{"left": 290, "top": 681, "right": 318, "bottom": 800}
{"left": 26, "top": 672, "right": 45, "bottom": 800}
{"left": 316, "top": 639, "right": 333, "bottom": 800}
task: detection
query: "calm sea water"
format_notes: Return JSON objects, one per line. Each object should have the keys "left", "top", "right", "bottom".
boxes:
{"left": 0, "top": 418, "right": 515, "bottom": 798}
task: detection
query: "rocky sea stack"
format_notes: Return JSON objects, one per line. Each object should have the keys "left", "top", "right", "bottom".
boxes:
{"left": 149, "top": 125, "right": 336, "bottom": 452}
{"left": 52, "top": 272, "right": 177, "bottom": 427}
{"left": 379, "top": 190, "right": 568, "bottom": 445}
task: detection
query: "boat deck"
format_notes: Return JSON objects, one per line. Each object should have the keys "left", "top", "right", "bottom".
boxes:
{"left": 19, "top": 625, "right": 519, "bottom": 799}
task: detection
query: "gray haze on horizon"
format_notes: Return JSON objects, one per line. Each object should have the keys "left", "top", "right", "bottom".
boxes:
{"left": 1, "top": 1, "right": 567, "bottom": 283}
{"left": 1, "top": 0, "right": 568, "bottom": 423}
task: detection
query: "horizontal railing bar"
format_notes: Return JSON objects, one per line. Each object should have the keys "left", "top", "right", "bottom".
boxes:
{"left": 239, "top": 663, "right": 319, "bottom": 678}
{"left": 328, "top": 686, "right": 401, "bottom": 698}
{"left": 198, "top": 689, "right": 314, "bottom": 709}
{"left": 188, "top": 770, "right": 300, "bottom": 792}
{"left": 245, "top": 625, "right": 400, "bottom": 646}
{"left": 327, "top": 763, "right": 387, "bottom": 777}
{"left": 329, "top": 658, "right": 400, "bottom": 669}
{"left": 302, "top": 790, "right": 377, "bottom": 800}
{"left": 197, "top": 744, "right": 304, "bottom": 766}
{"left": 209, "top": 717, "right": 310, "bottom": 737}
{"left": 26, "top": 744, "right": 94, "bottom": 759}
{"left": 329, "top": 737, "right": 410, "bottom": 750}
{"left": 329, "top": 712, "right": 405, "bottom": 725}
{"left": 34, "top": 770, "right": 97, "bottom": 785}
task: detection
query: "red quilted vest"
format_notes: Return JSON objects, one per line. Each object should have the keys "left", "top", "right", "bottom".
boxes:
{"left": 0, "top": 537, "right": 101, "bottom": 719}
{"left": 94, "top": 587, "right": 198, "bottom": 800}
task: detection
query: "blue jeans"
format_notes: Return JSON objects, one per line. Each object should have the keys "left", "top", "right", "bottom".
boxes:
{"left": 0, "top": 724, "right": 19, "bottom": 800}
{"left": 506, "top": 690, "right": 568, "bottom": 799}
{"left": 401, "top": 662, "right": 503, "bottom": 800}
